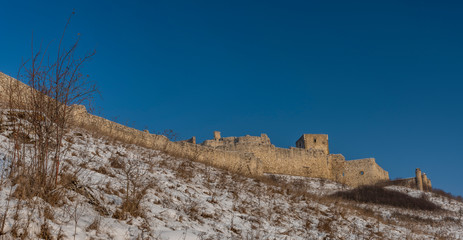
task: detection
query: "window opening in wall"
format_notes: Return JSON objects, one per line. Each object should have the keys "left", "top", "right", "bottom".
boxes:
{"left": 314, "top": 138, "right": 317, "bottom": 143}
{"left": 360, "top": 171, "right": 364, "bottom": 175}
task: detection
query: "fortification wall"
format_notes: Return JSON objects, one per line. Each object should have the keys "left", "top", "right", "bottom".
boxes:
{"left": 296, "top": 134, "right": 329, "bottom": 154}
{"left": 329, "top": 154, "right": 347, "bottom": 182}
{"left": 70, "top": 106, "right": 263, "bottom": 176}
{"left": 0, "top": 72, "right": 263, "bottom": 176}
{"left": 385, "top": 178, "right": 417, "bottom": 188}
{"left": 273, "top": 147, "right": 332, "bottom": 179}
{"left": 422, "top": 173, "right": 432, "bottom": 191}
{"left": 382, "top": 172, "right": 433, "bottom": 191}
{"left": 0, "top": 72, "right": 416, "bottom": 188}
{"left": 202, "top": 135, "right": 390, "bottom": 186}
{"left": 0, "top": 72, "right": 10, "bottom": 102}
{"left": 338, "top": 158, "right": 389, "bottom": 187}
{"left": 0, "top": 72, "right": 32, "bottom": 107}
{"left": 202, "top": 136, "right": 334, "bottom": 179}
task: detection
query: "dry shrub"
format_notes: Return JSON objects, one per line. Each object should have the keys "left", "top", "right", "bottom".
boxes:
{"left": 174, "top": 161, "right": 195, "bottom": 180}
{"left": 251, "top": 175, "right": 317, "bottom": 203}
{"left": 115, "top": 158, "right": 154, "bottom": 219}
{"left": 109, "top": 156, "right": 124, "bottom": 169}
{"left": 113, "top": 208, "right": 125, "bottom": 220}
{"left": 59, "top": 172, "right": 78, "bottom": 188}
{"left": 11, "top": 175, "right": 35, "bottom": 200}
{"left": 56, "top": 228, "right": 66, "bottom": 240}
{"left": 120, "top": 197, "right": 144, "bottom": 218}
{"left": 432, "top": 188, "right": 463, "bottom": 202}
{"left": 43, "top": 206, "right": 55, "bottom": 221}
{"left": 38, "top": 222, "right": 52, "bottom": 240}
{"left": 11, "top": 175, "right": 64, "bottom": 207}
{"left": 331, "top": 185, "right": 442, "bottom": 211}
{"left": 7, "top": 130, "right": 32, "bottom": 144}
{"left": 317, "top": 218, "right": 333, "bottom": 236}
{"left": 86, "top": 217, "right": 101, "bottom": 232}
{"left": 391, "top": 211, "right": 436, "bottom": 224}
{"left": 95, "top": 166, "right": 114, "bottom": 177}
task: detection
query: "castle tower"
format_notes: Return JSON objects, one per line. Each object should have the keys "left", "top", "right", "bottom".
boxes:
{"left": 415, "top": 168, "right": 423, "bottom": 191}
{"left": 296, "top": 134, "right": 329, "bottom": 154}
{"left": 422, "top": 173, "right": 428, "bottom": 191}
{"left": 214, "top": 131, "right": 221, "bottom": 140}
{"left": 422, "top": 173, "right": 432, "bottom": 191}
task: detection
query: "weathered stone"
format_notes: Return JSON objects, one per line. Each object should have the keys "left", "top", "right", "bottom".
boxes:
{"left": 416, "top": 168, "right": 423, "bottom": 191}
{"left": 202, "top": 131, "right": 390, "bottom": 187}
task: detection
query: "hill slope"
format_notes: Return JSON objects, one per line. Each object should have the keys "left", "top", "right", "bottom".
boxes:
{"left": 0, "top": 109, "right": 462, "bottom": 239}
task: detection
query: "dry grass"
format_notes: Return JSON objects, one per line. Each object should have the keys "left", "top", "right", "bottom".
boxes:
{"left": 432, "top": 188, "right": 463, "bottom": 202}
{"left": 86, "top": 217, "right": 101, "bottom": 232}
{"left": 38, "top": 222, "right": 52, "bottom": 240}
{"left": 331, "top": 185, "right": 442, "bottom": 211}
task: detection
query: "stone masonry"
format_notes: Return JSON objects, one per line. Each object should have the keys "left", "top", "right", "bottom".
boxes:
{"left": 202, "top": 131, "right": 390, "bottom": 187}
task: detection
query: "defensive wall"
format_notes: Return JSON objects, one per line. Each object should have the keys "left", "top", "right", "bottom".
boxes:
{"left": 0, "top": 72, "right": 32, "bottom": 107}
{"left": 201, "top": 131, "right": 390, "bottom": 187}
{"left": 0, "top": 71, "right": 432, "bottom": 188}
{"left": 69, "top": 105, "right": 263, "bottom": 176}
{"left": 0, "top": 72, "right": 262, "bottom": 176}
{"left": 383, "top": 168, "right": 432, "bottom": 191}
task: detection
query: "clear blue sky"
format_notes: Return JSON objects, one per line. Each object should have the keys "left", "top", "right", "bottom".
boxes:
{"left": 1, "top": 0, "right": 462, "bottom": 196}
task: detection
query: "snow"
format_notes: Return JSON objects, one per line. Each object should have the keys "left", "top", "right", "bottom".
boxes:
{"left": 0, "top": 109, "right": 462, "bottom": 239}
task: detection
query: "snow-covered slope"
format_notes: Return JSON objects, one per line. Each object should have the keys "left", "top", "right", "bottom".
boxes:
{"left": 0, "top": 110, "right": 462, "bottom": 239}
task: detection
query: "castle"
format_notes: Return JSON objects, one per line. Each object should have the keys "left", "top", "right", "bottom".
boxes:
{"left": 195, "top": 131, "right": 390, "bottom": 187}
{"left": 0, "top": 71, "right": 431, "bottom": 189}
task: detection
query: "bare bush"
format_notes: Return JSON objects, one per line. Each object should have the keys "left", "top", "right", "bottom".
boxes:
{"left": 5, "top": 12, "right": 96, "bottom": 202}
{"left": 119, "top": 157, "right": 153, "bottom": 219}
{"left": 432, "top": 188, "right": 463, "bottom": 203}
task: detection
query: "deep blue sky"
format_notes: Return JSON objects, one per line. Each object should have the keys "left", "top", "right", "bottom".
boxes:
{"left": 1, "top": 1, "right": 462, "bottom": 196}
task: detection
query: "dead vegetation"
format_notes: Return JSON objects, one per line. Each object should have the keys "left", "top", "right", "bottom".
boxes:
{"left": 432, "top": 188, "right": 463, "bottom": 203}
{"left": 331, "top": 185, "right": 442, "bottom": 211}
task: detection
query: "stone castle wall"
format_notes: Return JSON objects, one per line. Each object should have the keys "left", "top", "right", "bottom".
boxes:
{"left": 0, "top": 72, "right": 430, "bottom": 189}
{"left": 383, "top": 169, "right": 433, "bottom": 191}
{"left": 202, "top": 132, "right": 390, "bottom": 187}
{"left": 341, "top": 158, "right": 389, "bottom": 186}
{"left": 69, "top": 105, "right": 263, "bottom": 176}
{"left": 0, "top": 72, "right": 32, "bottom": 107}
{"left": 296, "top": 134, "right": 329, "bottom": 154}
{"left": 0, "top": 72, "right": 262, "bottom": 177}
{"left": 203, "top": 136, "right": 333, "bottom": 179}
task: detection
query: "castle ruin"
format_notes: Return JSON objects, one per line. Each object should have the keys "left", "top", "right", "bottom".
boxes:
{"left": 0, "top": 71, "right": 432, "bottom": 189}
{"left": 200, "top": 131, "right": 390, "bottom": 187}
{"left": 386, "top": 168, "right": 432, "bottom": 191}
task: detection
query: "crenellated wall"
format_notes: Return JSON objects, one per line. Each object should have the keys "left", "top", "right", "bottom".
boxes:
{"left": 201, "top": 133, "right": 390, "bottom": 187}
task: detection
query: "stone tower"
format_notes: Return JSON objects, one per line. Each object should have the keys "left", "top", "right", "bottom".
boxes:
{"left": 415, "top": 168, "right": 423, "bottom": 191}
{"left": 214, "top": 131, "right": 221, "bottom": 140}
{"left": 296, "top": 134, "right": 329, "bottom": 154}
